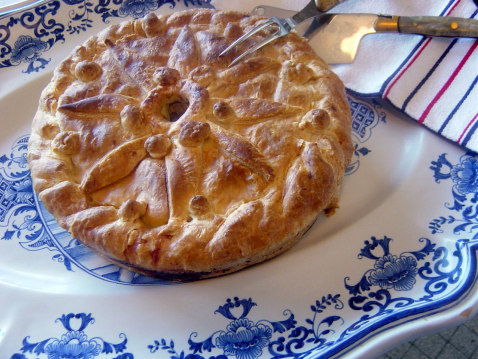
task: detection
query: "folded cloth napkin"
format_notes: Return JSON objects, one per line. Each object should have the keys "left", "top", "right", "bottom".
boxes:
{"left": 212, "top": 0, "right": 478, "bottom": 153}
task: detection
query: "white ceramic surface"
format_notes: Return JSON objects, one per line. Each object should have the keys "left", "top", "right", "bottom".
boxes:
{"left": 1, "top": 1, "right": 477, "bottom": 358}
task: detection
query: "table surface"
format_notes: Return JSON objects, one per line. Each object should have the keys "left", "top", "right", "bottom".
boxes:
{"left": 379, "top": 314, "right": 478, "bottom": 359}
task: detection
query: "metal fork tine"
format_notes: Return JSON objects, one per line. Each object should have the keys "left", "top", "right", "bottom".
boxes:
{"left": 219, "top": 18, "right": 277, "bottom": 57}
{"left": 227, "top": 31, "right": 281, "bottom": 67}
{"left": 222, "top": 0, "right": 348, "bottom": 66}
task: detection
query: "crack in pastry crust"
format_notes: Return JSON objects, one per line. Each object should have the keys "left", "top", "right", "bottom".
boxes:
{"left": 27, "top": 9, "right": 353, "bottom": 280}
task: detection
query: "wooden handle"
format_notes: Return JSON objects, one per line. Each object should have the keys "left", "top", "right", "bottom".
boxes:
{"left": 398, "top": 16, "right": 478, "bottom": 38}
{"left": 315, "top": 0, "right": 346, "bottom": 12}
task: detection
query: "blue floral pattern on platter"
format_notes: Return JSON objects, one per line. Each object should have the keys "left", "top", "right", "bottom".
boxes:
{"left": 145, "top": 236, "right": 477, "bottom": 359}
{"left": 344, "top": 236, "right": 436, "bottom": 295}
{"left": 346, "top": 97, "right": 384, "bottom": 175}
{"left": 95, "top": 0, "right": 176, "bottom": 21}
{"left": 10, "top": 313, "right": 134, "bottom": 359}
{"left": 0, "top": 0, "right": 212, "bottom": 73}
{"left": 2, "top": 0, "right": 478, "bottom": 356}
{"left": 3, "top": 131, "right": 478, "bottom": 358}
{"left": 430, "top": 152, "right": 478, "bottom": 237}
{"left": 148, "top": 296, "right": 346, "bottom": 359}
{"left": 147, "top": 151, "right": 478, "bottom": 358}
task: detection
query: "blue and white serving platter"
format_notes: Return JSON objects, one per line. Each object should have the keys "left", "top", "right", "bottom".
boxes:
{"left": 1, "top": 1, "right": 478, "bottom": 358}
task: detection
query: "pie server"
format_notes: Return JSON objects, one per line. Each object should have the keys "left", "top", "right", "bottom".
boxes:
{"left": 252, "top": 5, "right": 478, "bottom": 64}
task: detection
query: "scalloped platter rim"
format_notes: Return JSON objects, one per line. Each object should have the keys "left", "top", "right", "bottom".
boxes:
{"left": 1, "top": 1, "right": 478, "bottom": 359}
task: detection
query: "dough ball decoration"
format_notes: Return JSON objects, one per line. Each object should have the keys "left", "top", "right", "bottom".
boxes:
{"left": 74, "top": 60, "right": 102, "bottom": 82}
{"left": 213, "top": 100, "right": 236, "bottom": 123}
{"left": 154, "top": 67, "right": 180, "bottom": 87}
{"left": 189, "top": 195, "right": 212, "bottom": 218}
{"left": 141, "top": 12, "right": 166, "bottom": 37}
{"left": 299, "top": 109, "right": 331, "bottom": 133}
{"left": 179, "top": 121, "right": 211, "bottom": 147}
{"left": 120, "top": 105, "right": 146, "bottom": 133}
{"left": 188, "top": 65, "right": 216, "bottom": 88}
{"left": 51, "top": 131, "right": 80, "bottom": 155}
{"left": 144, "top": 134, "right": 171, "bottom": 159}
{"left": 27, "top": 9, "right": 353, "bottom": 280}
{"left": 119, "top": 199, "right": 147, "bottom": 221}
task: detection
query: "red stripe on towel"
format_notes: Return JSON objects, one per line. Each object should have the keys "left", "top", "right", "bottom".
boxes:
{"left": 447, "top": 0, "right": 463, "bottom": 14}
{"left": 383, "top": 38, "right": 432, "bottom": 99}
{"left": 418, "top": 40, "right": 478, "bottom": 125}
{"left": 458, "top": 112, "right": 478, "bottom": 144}
{"left": 382, "top": 0, "right": 462, "bottom": 100}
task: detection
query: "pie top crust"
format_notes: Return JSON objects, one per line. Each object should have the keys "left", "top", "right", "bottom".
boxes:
{"left": 27, "top": 9, "right": 353, "bottom": 280}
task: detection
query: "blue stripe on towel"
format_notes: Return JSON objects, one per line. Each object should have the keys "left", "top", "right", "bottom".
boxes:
{"left": 440, "top": 0, "right": 460, "bottom": 16}
{"left": 461, "top": 113, "right": 478, "bottom": 147}
{"left": 438, "top": 75, "right": 478, "bottom": 135}
{"left": 401, "top": 39, "right": 458, "bottom": 112}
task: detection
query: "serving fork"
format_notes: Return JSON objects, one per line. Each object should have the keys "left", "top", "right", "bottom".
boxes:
{"left": 219, "top": 0, "right": 347, "bottom": 67}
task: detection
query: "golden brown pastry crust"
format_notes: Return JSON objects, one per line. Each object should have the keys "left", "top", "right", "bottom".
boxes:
{"left": 27, "top": 9, "right": 353, "bottom": 280}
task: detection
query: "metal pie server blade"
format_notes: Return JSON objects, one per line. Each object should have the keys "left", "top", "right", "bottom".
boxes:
{"left": 252, "top": 6, "right": 374, "bottom": 63}
{"left": 305, "top": 13, "right": 380, "bottom": 64}
{"left": 306, "top": 13, "right": 478, "bottom": 63}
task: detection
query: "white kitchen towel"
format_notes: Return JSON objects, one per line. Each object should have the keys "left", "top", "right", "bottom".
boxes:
{"left": 212, "top": 0, "right": 478, "bottom": 152}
